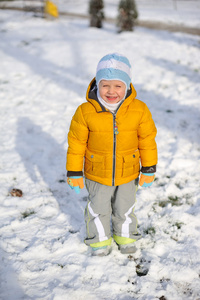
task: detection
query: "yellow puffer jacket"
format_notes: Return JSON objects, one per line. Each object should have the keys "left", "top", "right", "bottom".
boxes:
{"left": 67, "top": 78, "right": 157, "bottom": 186}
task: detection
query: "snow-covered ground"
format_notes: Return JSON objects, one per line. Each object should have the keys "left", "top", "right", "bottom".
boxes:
{"left": 0, "top": 6, "right": 200, "bottom": 300}
{"left": 59, "top": 0, "right": 200, "bottom": 28}
{"left": 1, "top": 0, "right": 200, "bottom": 28}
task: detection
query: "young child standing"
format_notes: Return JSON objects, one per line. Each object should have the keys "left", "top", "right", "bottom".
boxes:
{"left": 66, "top": 53, "right": 157, "bottom": 256}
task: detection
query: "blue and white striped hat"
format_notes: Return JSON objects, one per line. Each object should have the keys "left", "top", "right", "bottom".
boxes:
{"left": 96, "top": 53, "right": 132, "bottom": 90}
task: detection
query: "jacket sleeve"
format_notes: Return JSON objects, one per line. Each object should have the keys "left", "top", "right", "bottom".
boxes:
{"left": 138, "top": 104, "right": 158, "bottom": 169}
{"left": 66, "top": 105, "right": 89, "bottom": 173}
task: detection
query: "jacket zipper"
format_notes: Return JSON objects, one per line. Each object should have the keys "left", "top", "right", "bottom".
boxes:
{"left": 112, "top": 113, "right": 120, "bottom": 186}
{"left": 112, "top": 114, "right": 116, "bottom": 186}
{"left": 111, "top": 101, "right": 124, "bottom": 186}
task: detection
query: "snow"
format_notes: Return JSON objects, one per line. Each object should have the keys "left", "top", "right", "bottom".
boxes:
{"left": 59, "top": 0, "right": 200, "bottom": 28}
{"left": 0, "top": 3, "right": 200, "bottom": 300}
{"left": 60, "top": 0, "right": 200, "bottom": 28}
{"left": 1, "top": 0, "right": 200, "bottom": 28}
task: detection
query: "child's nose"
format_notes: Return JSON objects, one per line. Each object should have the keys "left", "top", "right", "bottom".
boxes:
{"left": 108, "top": 86, "right": 115, "bottom": 94}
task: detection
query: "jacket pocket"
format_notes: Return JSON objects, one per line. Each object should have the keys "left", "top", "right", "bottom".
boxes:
{"left": 84, "top": 149, "right": 104, "bottom": 177}
{"left": 122, "top": 150, "right": 140, "bottom": 178}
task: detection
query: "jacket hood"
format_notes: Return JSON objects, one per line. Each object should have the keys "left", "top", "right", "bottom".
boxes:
{"left": 86, "top": 78, "right": 137, "bottom": 113}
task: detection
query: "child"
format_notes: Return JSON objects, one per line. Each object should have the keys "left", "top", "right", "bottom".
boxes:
{"left": 66, "top": 53, "right": 157, "bottom": 256}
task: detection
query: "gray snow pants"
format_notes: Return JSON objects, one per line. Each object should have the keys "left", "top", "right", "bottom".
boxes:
{"left": 84, "top": 178, "right": 140, "bottom": 247}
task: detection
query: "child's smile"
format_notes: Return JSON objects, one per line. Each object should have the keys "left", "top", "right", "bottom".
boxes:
{"left": 99, "top": 80, "right": 126, "bottom": 104}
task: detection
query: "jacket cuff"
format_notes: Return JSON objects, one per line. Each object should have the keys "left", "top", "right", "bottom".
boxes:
{"left": 67, "top": 171, "right": 83, "bottom": 177}
{"left": 141, "top": 165, "right": 156, "bottom": 173}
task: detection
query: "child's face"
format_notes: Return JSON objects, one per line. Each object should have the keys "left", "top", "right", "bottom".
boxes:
{"left": 99, "top": 80, "right": 126, "bottom": 104}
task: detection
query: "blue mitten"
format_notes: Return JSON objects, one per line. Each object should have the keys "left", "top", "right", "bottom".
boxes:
{"left": 67, "top": 176, "right": 84, "bottom": 194}
{"left": 139, "top": 173, "right": 155, "bottom": 187}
